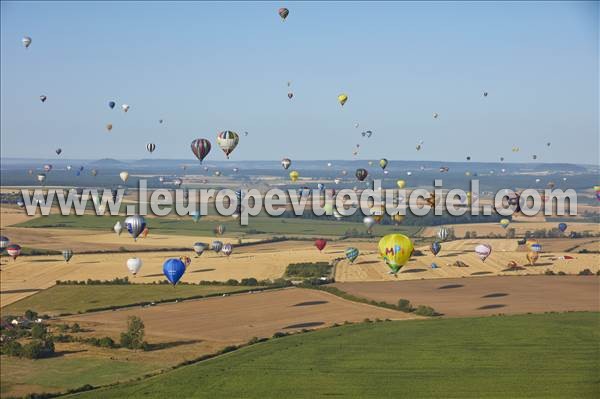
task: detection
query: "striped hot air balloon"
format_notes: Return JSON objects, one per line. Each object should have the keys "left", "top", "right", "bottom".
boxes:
{"left": 216, "top": 131, "right": 240, "bottom": 159}
{"left": 221, "top": 244, "right": 233, "bottom": 257}
{"left": 345, "top": 247, "right": 359, "bottom": 263}
{"left": 437, "top": 227, "right": 449, "bottom": 241}
{"left": 211, "top": 240, "right": 223, "bottom": 254}
{"left": 146, "top": 143, "right": 156, "bottom": 153}
{"left": 62, "top": 249, "right": 73, "bottom": 262}
{"left": 6, "top": 244, "right": 22, "bottom": 260}
{"left": 191, "top": 138, "right": 211, "bottom": 163}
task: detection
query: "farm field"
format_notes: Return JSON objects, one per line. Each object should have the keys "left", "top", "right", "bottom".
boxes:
{"left": 1, "top": 284, "right": 264, "bottom": 316}
{"left": 68, "top": 312, "right": 600, "bottom": 398}
{"left": 421, "top": 221, "right": 599, "bottom": 238}
{"left": 333, "top": 275, "right": 600, "bottom": 317}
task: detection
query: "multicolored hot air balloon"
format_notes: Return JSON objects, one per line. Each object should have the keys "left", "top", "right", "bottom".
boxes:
{"left": 278, "top": 7, "right": 289, "bottom": 20}
{"left": 211, "top": 240, "right": 223, "bottom": 254}
{"left": 430, "top": 241, "right": 441, "bottom": 256}
{"left": 6, "top": 244, "right": 22, "bottom": 260}
{"left": 338, "top": 94, "right": 348, "bottom": 107}
{"left": 127, "top": 257, "right": 142, "bottom": 276}
{"left": 355, "top": 168, "right": 368, "bottom": 181}
{"left": 180, "top": 256, "right": 192, "bottom": 269}
{"left": 378, "top": 234, "right": 413, "bottom": 275}
{"left": 62, "top": 249, "right": 73, "bottom": 262}
{"left": 124, "top": 215, "right": 146, "bottom": 241}
{"left": 345, "top": 247, "right": 359, "bottom": 263}
{"left": 0, "top": 236, "right": 9, "bottom": 253}
{"left": 193, "top": 242, "right": 207, "bottom": 256}
{"left": 216, "top": 131, "right": 240, "bottom": 159}
{"left": 314, "top": 239, "right": 327, "bottom": 252}
{"left": 191, "top": 138, "right": 211, "bottom": 163}
{"left": 163, "top": 258, "right": 186, "bottom": 285}
{"left": 214, "top": 224, "right": 226, "bottom": 236}
{"left": 221, "top": 244, "right": 233, "bottom": 257}
{"left": 500, "top": 219, "right": 510, "bottom": 229}
{"left": 475, "top": 244, "right": 492, "bottom": 262}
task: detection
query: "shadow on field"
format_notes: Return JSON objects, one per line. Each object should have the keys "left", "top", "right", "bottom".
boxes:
{"left": 439, "top": 252, "right": 464, "bottom": 257}
{"left": 482, "top": 293, "right": 508, "bottom": 298}
{"left": 531, "top": 263, "right": 553, "bottom": 267}
{"left": 51, "top": 349, "right": 88, "bottom": 358}
{"left": 438, "top": 284, "right": 463, "bottom": 290}
{"left": 471, "top": 271, "right": 493, "bottom": 276}
{"left": 142, "top": 273, "right": 165, "bottom": 278}
{"left": 144, "top": 339, "right": 202, "bottom": 351}
{"left": 358, "top": 260, "right": 379, "bottom": 265}
{"left": 190, "top": 268, "right": 216, "bottom": 273}
{"left": 292, "top": 301, "right": 328, "bottom": 307}
{"left": 502, "top": 266, "right": 525, "bottom": 272}
{"left": 1, "top": 288, "right": 41, "bottom": 294}
{"left": 79, "top": 261, "right": 100, "bottom": 264}
{"left": 283, "top": 322, "right": 325, "bottom": 329}
{"left": 401, "top": 268, "right": 427, "bottom": 273}
{"left": 31, "top": 259, "right": 61, "bottom": 263}
{"left": 477, "top": 304, "right": 506, "bottom": 310}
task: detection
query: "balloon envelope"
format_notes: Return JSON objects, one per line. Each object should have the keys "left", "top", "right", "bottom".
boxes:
{"left": 163, "top": 258, "right": 186, "bottom": 285}
{"left": 430, "top": 241, "right": 441, "bottom": 256}
{"left": 124, "top": 215, "right": 146, "bottom": 241}
{"left": 62, "top": 249, "right": 73, "bottom": 262}
{"left": 314, "top": 239, "right": 327, "bottom": 251}
{"left": 345, "top": 247, "right": 359, "bottom": 263}
{"left": 475, "top": 244, "right": 492, "bottom": 262}
{"left": 127, "top": 257, "right": 143, "bottom": 275}
{"left": 378, "top": 234, "right": 413, "bottom": 274}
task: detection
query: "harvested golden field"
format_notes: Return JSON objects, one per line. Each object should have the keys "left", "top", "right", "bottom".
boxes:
{"left": 58, "top": 288, "right": 414, "bottom": 343}
{"left": 0, "top": 240, "right": 372, "bottom": 307}
{"left": 420, "top": 221, "right": 598, "bottom": 237}
{"left": 335, "top": 238, "right": 599, "bottom": 282}
{"left": 333, "top": 276, "right": 600, "bottom": 317}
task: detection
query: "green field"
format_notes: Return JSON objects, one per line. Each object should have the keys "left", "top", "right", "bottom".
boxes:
{"left": 2, "top": 284, "right": 262, "bottom": 316}
{"left": 15, "top": 214, "right": 420, "bottom": 238}
{"left": 70, "top": 312, "right": 599, "bottom": 398}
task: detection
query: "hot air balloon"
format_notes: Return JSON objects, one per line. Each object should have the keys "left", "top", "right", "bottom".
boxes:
{"left": 558, "top": 223, "right": 567, "bottom": 233}
{"left": 278, "top": 7, "right": 289, "bottom": 20}
{"left": 288, "top": 92, "right": 294, "bottom": 99}
{"left": 180, "top": 256, "right": 192, "bottom": 269}
{"left": 379, "top": 158, "right": 388, "bottom": 170}
{"left": 430, "top": 241, "right": 441, "bottom": 256}
{"left": 124, "top": 215, "right": 146, "bottom": 241}
{"left": 62, "top": 249, "right": 73, "bottom": 262}
{"left": 475, "top": 244, "right": 492, "bottom": 262}
{"left": 355, "top": 168, "right": 368, "bottom": 181}
{"left": 500, "top": 219, "right": 510, "bottom": 229}
{"left": 396, "top": 180, "right": 406, "bottom": 189}
{"left": 338, "top": 94, "right": 348, "bottom": 107}
{"left": 43, "top": 164, "right": 52, "bottom": 172}
{"left": 345, "top": 247, "right": 359, "bottom": 263}
{"left": 36, "top": 173, "right": 47, "bottom": 184}
{"left": 0, "top": 236, "right": 10, "bottom": 253}
{"left": 191, "top": 138, "right": 211, "bottom": 163}
{"left": 108, "top": 101, "right": 116, "bottom": 109}
{"left": 106, "top": 123, "right": 113, "bottom": 132}
{"left": 378, "top": 234, "right": 414, "bottom": 275}
{"left": 40, "top": 95, "right": 47, "bottom": 103}
{"left": 6, "top": 244, "right": 22, "bottom": 260}
{"left": 191, "top": 211, "right": 201, "bottom": 223}
{"left": 159, "top": 119, "right": 164, "bottom": 124}
{"left": 127, "top": 257, "right": 142, "bottom": 276}
{"left": 163, "top": 258, "right": 185, "bottom": 286}
{"left": 289, "top": 170, "right": 299, "bottom": 182}
{"left": 119, "top": 171, "right": 129, "bottom": 183}
{"left": 141, "top": 226, "right": 149, "bottom": 239}
{"left": 113, "top": 221, "right": 123, "bottom": 235}
{"left": 121, "top": 104, "right": 130, "bottom": 112}
{"left": 363, "top": 216, "right": 376, "bottom": 232}
{"left": 215, "top": 224, "right": 226, "bottom": 236}
{"left": 90, "top": 168, "right": 98, "bottom": 177}
{"left": 433, "top": 112, "right": 438, "bottom": 119}
{"left": 211, "top": 240, "right": 223, "bottom": 253}
{"left": 529, "top": 243, "right": 542, "bottom": 252}
{"left": 146, "top": 143, "right": 156, "bottom": 153}
{"left": 392, "top": 213, "right": 405, "bottom": 225}
{"left": 193, "top": 242, "right": 207, "bottom": 256}
{"left": 314, "top": 239, "right": 327, "bottom": 252}
{"left": 281, "top": 158, "right": 292, "bottom": 170}
{"left": 431, "top": 262, "right": 439, "bottom": 269}
{"left": 55, "top": 148, "right": 62, "bottom": 156}
{"left": 173, "top": 178, "right": 183, "bottom": 187}
{"left": 437, "top": 227, "right": 449, "bottom": 241}
{"left": 22, "top": 36, "right": 32, "bottom": 48}
{"left": 526, "top": 251, "right": 539, "bottom": 266}
{"left": 216, "top": 131, "right": 240, "bottom": 159}
{"left": 507, "top": 260, "right": 518, "bottom": 269}
{"left": 221, "top": 244, "right": 233, "bottom": 257}
{"left": 483, "top": 91, "right": 488, "bottom": 97}
{"left": 532, "top": 155, "right": 537, "bottom": 160}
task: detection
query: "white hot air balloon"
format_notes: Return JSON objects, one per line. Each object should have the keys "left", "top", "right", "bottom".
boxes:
{"left": 121, "top": 104, "right": 130, "bottom": 112}
{"left": 127, "top": 257, "right": 143, "bottom": 276}
{"left": 120, "top": 171, "right": 129, "bottom": 183}
{"left": 475, "top": 244, "right": 492, "bottom": 262}
{"left": 22, "top": 36, "right": 32, "bottom": 48}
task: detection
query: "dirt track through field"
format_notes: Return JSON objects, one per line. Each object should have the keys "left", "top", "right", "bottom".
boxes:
{"left": 334, "top": 276, "right": 600, "bottom": 317}
{"left": 59, "top": 288, "right": 415, "bottom": 343}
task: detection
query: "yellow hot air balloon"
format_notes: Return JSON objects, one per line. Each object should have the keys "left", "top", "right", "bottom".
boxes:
{"left": 289, "top": 170, "right": 299, "bottom": 182}
{"left": 338, "top": 94, "right": 348, "bottom": 107}
{"left": 378, "top": 234, "right": 414, "bottom": 275}
{"left": 526, "top": 251, "right": 539, "bottom": 266}
{"left": 370, "top": 205, "right": 385, "bottom": 223}
{"left": 396, "top": 180, "right": 406, "bottom": 189}
{"left": 594, "top": 185, "right": 600, "bottom": 192}
{"left": 500, "top": 218, "right": 510, "bottom": 229}
{"left": 392, "top": 213, "right": 405, "bottom": 224}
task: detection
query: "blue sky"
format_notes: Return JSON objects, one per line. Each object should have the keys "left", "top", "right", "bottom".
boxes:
{"left": 1, "top": 1, "right": 597, "bottom": 163}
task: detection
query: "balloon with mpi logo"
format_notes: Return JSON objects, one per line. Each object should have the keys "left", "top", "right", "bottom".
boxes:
{"left": 163, "top": 258, "right": 186, "bottom": 286}
{"left": 378, "top": 234, "right": 414, "bottom": 275}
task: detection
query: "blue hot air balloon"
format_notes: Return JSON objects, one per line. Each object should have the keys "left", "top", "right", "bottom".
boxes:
{"left": 345, "top": 247, "right": 359, "bottom": 263}
{"left": 558, "top": 223, "right": 567, "bottom": 233}
{"left": 108, "top": 101, "right": 116, "bottom": 109}
{"left": 163, "top": 258, "right": 186, "bottom": 285}
{"left": 430, "top": 241, "right": 442, "bottom": 256}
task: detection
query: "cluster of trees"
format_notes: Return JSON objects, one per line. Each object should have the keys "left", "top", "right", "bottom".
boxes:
{"left": 285, "top": 262, "right": 331, "bottom": 279}
{"left": 1, "top": 323, "right": 55, "bottom": 359}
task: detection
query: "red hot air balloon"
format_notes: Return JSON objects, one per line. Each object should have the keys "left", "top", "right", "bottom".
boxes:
{"left": 314, "top": 239, "right": 327, "bottom": 252}
{"left": 6, "top": 244, "right": 22, "bottom": 260}
{"left": 191, "top": 139, "right": 211, "bottom": 163}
